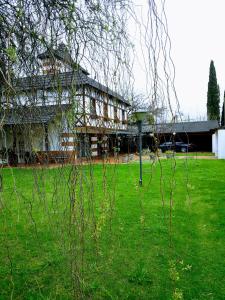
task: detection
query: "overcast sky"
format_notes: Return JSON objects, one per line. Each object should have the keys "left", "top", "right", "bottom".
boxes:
{"left": 132, "top": 0, "right": 225, "bottom": 120}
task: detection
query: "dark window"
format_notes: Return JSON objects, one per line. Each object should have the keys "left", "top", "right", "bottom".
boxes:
{"left": 90, "top": 98, "right": 97, "bottom": 117}
{"left": 114, "top": 106, "right": 119, "bottom": 122}
{"left": 103, "top": 102, "right": 108, "bottom": 119}
{"left": 122, "top": 109, "right": 126, "bottom": 123}
{"left": 18, "top": 140, "right": 25, "bottom": 160}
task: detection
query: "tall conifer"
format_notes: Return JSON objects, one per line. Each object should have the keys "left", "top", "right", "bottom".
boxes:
{"left": 207, "top": 60, "right": 220, "bottom": 120}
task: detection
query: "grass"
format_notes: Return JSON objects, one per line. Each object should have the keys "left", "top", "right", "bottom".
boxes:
{"left": 175, "top": 152, "right": 215, "bottom": 156}
{"left": 0, "top": 159, "right": 225, "bottom": 299}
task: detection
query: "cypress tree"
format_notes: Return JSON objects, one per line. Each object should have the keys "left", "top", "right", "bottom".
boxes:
{"left": 221, "top": 91, "right": 225, "bottom": 126}
{"left": 207, "top": 60, "right": 220, "bottom": 120}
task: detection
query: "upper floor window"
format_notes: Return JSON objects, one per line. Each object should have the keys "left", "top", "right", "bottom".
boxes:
{"left": 122, "top": 109, "right": 126, "bottom": 124}
{"left": 42, "top": 58, "right": 61, "bottom": 75}
{"left": 36, "top": 90, "right": 57, "bottom": 105}
{"left": 47, "top": 91, "right": 56, "bottom": 104}
{"left": 114, "top": 106, "right": 119, "bottom": 123}
{"left": 90, "top": 97, "right": 97, "bottom": 117}
{"left": 103, "top": 102, "right": 108, "bottom": 120}
{"left": 36, "top": 90, "right": 46, "bottom": 105}
{"left": 16, "top": 93, "right": 31, "bottom": 106}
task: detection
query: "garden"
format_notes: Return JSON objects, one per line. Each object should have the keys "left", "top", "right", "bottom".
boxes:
{"left": 0, "top": 159, "right": 225, "bottom": 299}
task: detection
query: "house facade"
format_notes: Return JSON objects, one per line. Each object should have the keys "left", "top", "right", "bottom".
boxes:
{"left": 0, "top": 44, "right": 130, "bottom": 164}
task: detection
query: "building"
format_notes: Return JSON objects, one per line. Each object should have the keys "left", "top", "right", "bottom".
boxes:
{"left": 130, "top": 120, "right": 219, "bottom": 152}
{"left": 0, "top": 44, "right": 130, "bottom": 164}
{"left": 212, "top": 128, "right": 225, "bottom": 159}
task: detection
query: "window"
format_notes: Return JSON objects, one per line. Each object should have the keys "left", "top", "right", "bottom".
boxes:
{"left": 42, "top": 58, "right": 61, "bottom": 75}
{"left": 36, "top": 90, "right": 45, "bottom": 105}
{"left": 90, "top": 98, "right": 97, "bottom": 117}
{"left": 103, "top": 102, "right": 108, "bottom": 120}
{"left": 36, "top": 90, "right": 56, "bottom": 105}
{"left": 18, "top": 140, "right": 25, "bottom": 160}
{"left": 47, "top": 91, "right": 57, "bottom": 104}
{"left": 122, "top": 109, "right": 126, "bottom": 124}
{"left": 114, "top": 106, "right": 119, "bottom": 122}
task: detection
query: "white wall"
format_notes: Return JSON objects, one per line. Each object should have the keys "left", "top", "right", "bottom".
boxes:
{"left": 212, "top": 132, "right": 218, "bottom": 156}
{"left": 217, "top": 129, "right": 225, "bottom": 159}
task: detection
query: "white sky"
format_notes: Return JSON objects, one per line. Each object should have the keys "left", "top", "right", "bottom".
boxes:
{"left": 132, "top": 0, "right": 225, "bottom": 120}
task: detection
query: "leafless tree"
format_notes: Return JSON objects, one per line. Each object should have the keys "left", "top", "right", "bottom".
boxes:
{"left": 0, "top": 1, "right": 183, "bottom": 299}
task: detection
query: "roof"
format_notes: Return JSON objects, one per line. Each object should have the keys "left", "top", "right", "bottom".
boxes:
{"left": 14, "top": 44, "right": 130, "bottom": 105}
{"left": 0, "top": 104, "right": 70, "bottom": 125}
{"left": 86, "top": 77, "right": 130, "bottom": 105}
{"left": 14, "top": 71, "right": 130, "bottom": 106}
{"left": 15, "top": 71, "right": 87, "bottom": 91}
{"left": 37, "top": 43, "right": 89, "bottom": 75}
{"left": 141, "top": 120, "right": 219, "bottom": 134}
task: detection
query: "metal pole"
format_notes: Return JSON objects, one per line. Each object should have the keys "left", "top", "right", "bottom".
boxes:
{"left": 138, "top": 120, "right": 143, "bottom": 186}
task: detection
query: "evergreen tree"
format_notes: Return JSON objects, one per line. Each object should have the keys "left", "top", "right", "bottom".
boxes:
{"left": 207, "top": 60, "right": 220, "bottom": 120}
{"left": 221, "top": 91, "right": 225, "bottom": 126}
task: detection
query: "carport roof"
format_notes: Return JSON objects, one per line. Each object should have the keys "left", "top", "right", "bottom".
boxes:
{"left": 131, "top": 120, "right": 219, "bottom": 134}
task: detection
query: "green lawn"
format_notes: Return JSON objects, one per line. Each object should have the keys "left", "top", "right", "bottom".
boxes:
{"left": 174, "top": 152, "right": 214, "bottom": 156}
{"left": 0, "top": 160, "right": 225, "bottom": 299}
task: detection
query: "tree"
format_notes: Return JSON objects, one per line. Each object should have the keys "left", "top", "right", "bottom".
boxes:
{"left": 207, "top": 60, "right": 220, "bottom": 120}
{"left": 0, "top": 1, "right": 181, "bottom": 299}
{"left": 0, "top": 0, "right": 131, "bottom": 107}
{"left": 127, "top": 93, "right": 166, "bottom": 124}
{"left": 221, "top": 91, "right": 225, "bottom": 126}
{"left": 0, "top": 2, "right": 133, "bottom": 297}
